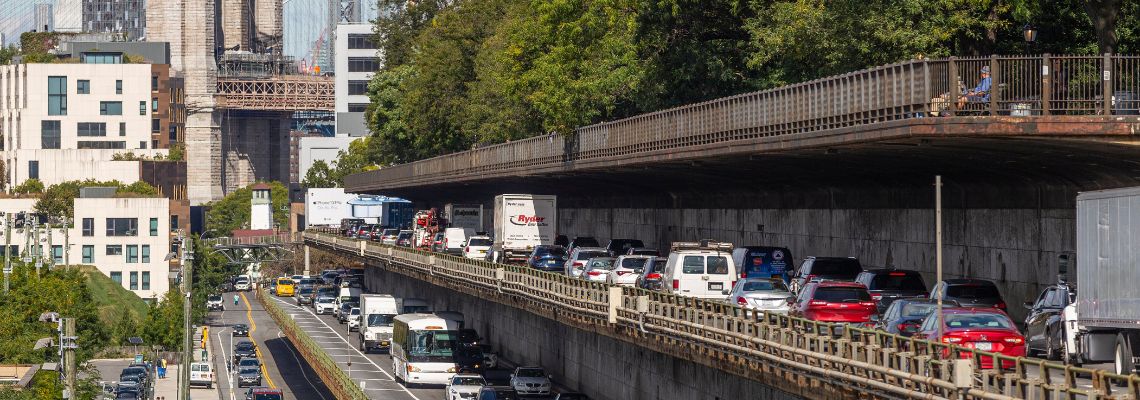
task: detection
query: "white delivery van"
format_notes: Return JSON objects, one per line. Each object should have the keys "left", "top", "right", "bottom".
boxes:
{"left": 359, "top": 294, "right": 399, "bottom": 353}
{"left": 661, "top": 240, "right": 738, "bottom": 299}
{"left": 443, "top": 227, "right": 475, "bottom": 255}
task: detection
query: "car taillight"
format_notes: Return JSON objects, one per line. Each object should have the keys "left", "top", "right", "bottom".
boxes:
{"left": 646, "top": 273, "right": 661, "bottom": 280}
{"left": 1003, "top": 337, "right": 1024, "bottom": 344}
{"left": 805, "top": 274, "right": 817, "bottom": 281}
{"left": 465, "top": 247, "right": 470, "bottom": 253}
{"left": 672, "top": 280, "right": 679, "bottom": 289}
{"left": 741, "top": 271, "right": 747, "bottom": 279}
{"left": 859, "top": 301, "right": 876, "bottom": 307}
{"left": 587, "top": 271, "right": 602, "bottom": 276}
{"left": 942, "top": 336, "right": 964, "bottom": 344}
{"left": 736, "top": 296, "right": 748, "bottom": 305}
{"left": 809, "top": 300, "right": 828, "bottom": 306}
{"left": 994, "top": 302, "right": 1007, "bottom": 309}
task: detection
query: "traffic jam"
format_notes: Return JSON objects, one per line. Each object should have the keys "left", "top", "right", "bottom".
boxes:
{"left": 327, "top": 189, "right": 1140, "bottom": 377}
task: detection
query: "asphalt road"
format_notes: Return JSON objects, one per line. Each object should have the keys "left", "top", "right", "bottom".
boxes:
{"left": 205, "top": 291, "right": 335, "bottom": 400}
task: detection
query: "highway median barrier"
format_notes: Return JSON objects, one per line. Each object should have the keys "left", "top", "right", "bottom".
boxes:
{"left": 257, "top": 288, "right": 369, "bottom": 400}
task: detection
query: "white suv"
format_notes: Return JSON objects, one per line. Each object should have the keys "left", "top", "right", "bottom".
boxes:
{"left": 661, "top": 240, "right": 738, "bottom": 299}
{"left": 314, "top": 296, "right": 336, "bottom": 314}
{"left": 462, "top": 236, "right": 493, "bottom": 259}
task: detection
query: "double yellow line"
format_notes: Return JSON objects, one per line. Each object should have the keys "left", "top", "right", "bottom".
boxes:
{"left": 240, "top": 292, "right": 277, "bottom": 389}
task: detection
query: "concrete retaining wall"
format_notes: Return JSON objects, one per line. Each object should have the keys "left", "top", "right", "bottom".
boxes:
{"left": 361, "top": 267, "right": 805, "bottom": 400}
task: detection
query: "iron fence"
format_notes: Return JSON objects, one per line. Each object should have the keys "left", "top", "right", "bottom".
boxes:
{"left": 306, "top": 231, "right": 1140, "bottom": 400}
{"left": 345, "top": 54, "right": 1140, "bottom": 191}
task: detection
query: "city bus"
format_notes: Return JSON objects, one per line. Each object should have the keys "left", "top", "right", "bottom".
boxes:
{"left": 274, "top": 278, "right": 295, "bottom": 297}
{"left": 391, "top": 314, "right": 461, "bottom": 386}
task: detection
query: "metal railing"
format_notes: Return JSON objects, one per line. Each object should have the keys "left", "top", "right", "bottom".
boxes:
{"left": 306, "top": 231, "right": 1140, "bottom": 400}
{"left": 203, "top": 233, "right": 302, "bottom": 247}
{"left": 257, "top": 287, "right": 369, "bottom": 400}
{"left": 345, "top": 54, "right": 1140, "bottom": 191}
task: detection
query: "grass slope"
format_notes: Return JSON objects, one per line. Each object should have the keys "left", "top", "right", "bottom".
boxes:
{"left": 81, "top": 265, "right": 149, "bottom": 324}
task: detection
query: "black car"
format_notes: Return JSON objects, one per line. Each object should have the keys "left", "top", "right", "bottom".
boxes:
{"left": 875, "top": 298, "right": 957, "bottom": 337}
{"left": 337, "top": 302, "right": 359, "bottom": 323}
{"left": 456, "top": 328, "right": 482, "bottom": 347}
{"left": 295, "top": 287, "right": 315, "bottom": 305}
{"left": 119, "top": 365, "right": 149, "bottom": 384}
{"left": 1024, "top": 283, "right": 1072, "bottom": 359}
{"left": 478, "top": 386, "right": 520, "bottom": 400}
{"left": 232, "top": 323, "right": 250, "bottom": 337}
{"left": 790, "top": 256, "right": 863, "bottom": 293}
{"left": 605, "top": 239, "right": 644, "bottom": 256}
{"left": 855, "top": 269, "right": 928, "bottom": 313}
{"left": 930, "top": 278, "right": 1007, "bottom": 313}
{"left": 566, "top": 236, "right": 600, "bottom": 253}
{"left": 527, "top": 245, "right": 568, "bottom": 272}
{"left": 233, "top": 340, "right": 257, "bottom": 365}
{"left": 455, "top": 346, "right": 486, "bottom": 373}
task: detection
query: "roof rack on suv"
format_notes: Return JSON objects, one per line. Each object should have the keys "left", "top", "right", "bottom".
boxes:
{"left": 670, "top": 239, "right": 733, "bottom": 252}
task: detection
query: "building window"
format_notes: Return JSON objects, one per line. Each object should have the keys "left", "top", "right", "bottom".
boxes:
{"left": 28, "top": 161, "right": 38, "bottom": 180}
{"left": 78, "top": 141, "right": 126, "bottom": 149}
{"left": 116, "top": 80, "right": 122, "bottom": 94}
{"left": 347, "top": 103, "right": 368, "bottom": 112}
{"left": 82, "top": 218, "right": 94, "bottom": 236}
{"left": 151, "top": 75, "right": 158, "bottom": 91}
{"left": 106, "top": 245, "right": 123, "bottom": 255}
{"left": 77, "top": 79, "right": 90, "bottom": 94}
{"left": 82, "top": 245, "right": 94, "bottom": 263}
{"left": 106, "top": 218, "right": 138, "bottom": 236}
{"left": 347, "top": 34, "right": 377, "bottom": 49}
{"left": 41, "top": 120, "right": 61, "bottom": 148}
{"left": 149, "top": 218, "right": 158, "bottom": 236}
{"left": 82, "top": 52, "right": 122, "bottom": 64}
{"left": 348, "top": 80, "right": 369, "bottom": 96}
{"left": 100, "top": 101, "right": 122, "bottom": 115}
{"left": 171, "top": 215, "right": 179, "bottom": 230}
{"left": 151, "top": 98, "right": 157, "bottom": 112}
{"left": 152, "top": 118, "right": 160, "bottom": 133}
{"left": 126, "top": 245, "right": 138, "bottom": 263}
{"left": 139, "top": 101, "right": 146, "bottom": 115}
{"left": 110, "top": 271, "right": 122, "bottom": 284}
{"left": 141, "top": 245, "right": 150, "bottom": 263}
{"left": 138, "top": 141, "right": 146, "bottom": 149}
{"left": 48, "top": 76, "right": 67, "bottom": 115}
{"left": 51, "top": 245, "right": 62, "bottom": 263}
{"left": 141, "top": 271, "right": 150, "bottom": 290}
{"left": 119, "top": 122, "right": 126, "bottom": 136}
{"left": 347, "top": 57, "right": 379, "bottom": 73}
{"left": 77, "top": 122, "right": 107, "bottom": 137}
{"left": 129, "top": 271, "right": 138, "bottom": 290}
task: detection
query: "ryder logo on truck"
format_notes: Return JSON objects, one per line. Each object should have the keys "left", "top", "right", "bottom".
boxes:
{"left": 510, "top": 215, "right": 548, "bottom": 226}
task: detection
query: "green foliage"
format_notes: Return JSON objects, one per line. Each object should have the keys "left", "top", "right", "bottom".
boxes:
{"left": 33, "top": 179, "right": 160, "bottom": 219}
{"left": 12, "top": 178, "right": 45, "bottom": 195}
{"left": 80, "top": 265, "right": 148, "bottom": 346}
{"left": 302, "top": 159, "right": 338, "bottom": 188}
{"left": 0, "top": 263, "right": 109, "bottom": 364}
{"left": 167, "top": 144, "right": 185, "bottom": 161}
{"left": 189, "top": 237, "right": 243, "bottom": 324}
{"left": 0, "top": 45, "right": 17, "bottom": 65}
{"left": 203, "top": 181, "right": 290, "bottom": 237}
{"left": 141, "top": 287, "right": 183, "bottom": 349}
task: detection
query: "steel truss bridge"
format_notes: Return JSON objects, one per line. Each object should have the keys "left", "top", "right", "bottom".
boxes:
{"left": 203, "top": 233, "right": 301, "bottom": 264}
{"left": 215, "top": 76, "right": 334, "bottom": 112}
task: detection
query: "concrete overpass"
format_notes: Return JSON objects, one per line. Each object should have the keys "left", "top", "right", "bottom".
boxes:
{"left": 344, "top": 55, "right": 1140, "bottom": 321}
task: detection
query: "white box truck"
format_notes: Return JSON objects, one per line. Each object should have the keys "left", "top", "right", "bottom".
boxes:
{"left": 445, "top": 203, "right": 484, "bottom": 231}
{"left": 491, "top": 194, "right": 557, "bottom": 263}
{"left": 358, "top": 294, "right": 399, "bottom": 353}
{"left": 304, "top": 188, "right": 355, "bottom": 229}
{"left": 1061, "top": 186, "right": 1140, "bottom": 374}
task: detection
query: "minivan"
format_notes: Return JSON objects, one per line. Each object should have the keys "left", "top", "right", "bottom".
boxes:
{"left": 661, "top": 240, "right": 738, "bottom": 299}
{"left": 443, "top": 227, "right": 476, "bottom": 255}
{"left": 790, "top": 256, "right": 863, "bottom": 294}
{"left": 732, "top": 246, "right": 794, "bottom": 283}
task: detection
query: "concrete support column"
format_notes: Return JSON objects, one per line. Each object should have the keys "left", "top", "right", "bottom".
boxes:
{"left": 303, "top": 245, "right": 310, "bottom": 277}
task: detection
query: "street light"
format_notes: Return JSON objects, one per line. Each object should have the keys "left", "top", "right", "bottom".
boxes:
{"left": 1023, "top": 24, "right": 1038, "bottom": 53}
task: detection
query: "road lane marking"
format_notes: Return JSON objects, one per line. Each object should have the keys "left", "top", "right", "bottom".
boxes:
{"left": 276, "top": 330, "right": 330, "bottom": 400}
{"left": 271, "top": 297, "right": 423, "bottom": 400}
{"left": 241, "top": 292, "right": 277, "bottom": 389}
{"left": 215, "top": 328, "right": 236, "bottom": 400}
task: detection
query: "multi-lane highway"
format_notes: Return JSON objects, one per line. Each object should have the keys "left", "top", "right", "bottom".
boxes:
{"left": 205, "top": 292, "right": 334, "bottom": 400}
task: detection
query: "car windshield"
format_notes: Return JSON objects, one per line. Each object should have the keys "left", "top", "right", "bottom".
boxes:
{"left": 408, "top": 330, "right": 460, "bottom": 362}
{"left": 235, "top": 277, "right": 249, "bottom": 283}
{"left": 467, "top": 238, "right": 492, "bottom": 246}
{"left": 516, "top": 368, "right": 545, "bottom": 377}
{"left": 576, "top": 250, "right": 608, "bottom": 260}
{"left": 397, "top": 232, "right": 413, "bottom": 239}
{"left": 342, "top": 303, "right": 358, "bottom": 310}
{"left": 382, "top": 229, "right": 398, "bottom": 236}
{"left": 297, "top": 288, "right": 313, "bottom": 295}
{"left": 813, "top": 287, "right": 872, "bottom": 302}
{"left": 453, "top": 376, "right": 484, "bottom": 386}
{"left": 587, "top": 259, "right": 615, "bottom": 270}
{"left": 619, "top": 258, "right": 648, "bottom": 269}
{"left": 234, "top": 324, "right": 247, "bottom": 330}
{"left": 208, "top": 295, "right": 222, "bottom": 302}
{"left": 870, "top": 273, "right": 926, "bottom": 291}
{"left": 235, "top": 342, "right": 255, "bottom": 351}
{"left": 573, "top": 238, "right": 600, "bottom": 247}
{"left": 947, "top": 284, "right": 1001, "bottom": 299}
{"left": 367, "top": 314, "right": 395, "bottom": 327}
{"left": 239, "top": 367, "right": 259, "bottom": 374}
{"left": 741, "top": 280, "right": 788, "bottom": 292}
{"left": 945, "top": 313, "right": 1014, "bottom": 329}
{"left": 238, "top": 359, "right": 259, "bottom": 367}
{"left": 277, "top": 279, "right": 294, "bottom": 286}
{"left": 317, "top": 297, "right": 333, "bottom": 303}
{"left": 810, "top": 259, "right": 862, "bottom": 277}
{"left": 350, "top": 309, "right": 360, "bottom": 315}
{"left": 900, "top": 303, "right": 939, "bottom": 317}
{"left": 536, "top": 247, "right": 567, "bottom": 256}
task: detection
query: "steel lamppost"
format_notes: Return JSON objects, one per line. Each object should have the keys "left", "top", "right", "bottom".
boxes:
{"left": 1023, "top": 24, "right": 1038, "bottom": 54}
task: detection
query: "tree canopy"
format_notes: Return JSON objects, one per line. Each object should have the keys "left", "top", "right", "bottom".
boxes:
{"left": 203, "top": 181, "right": 290, "bottom": 237}
{"left": 33, "top": 179, "right": 159, "bottom": 219}
{"left": 340, "top": 0, "right": 1137, "bottom": 172}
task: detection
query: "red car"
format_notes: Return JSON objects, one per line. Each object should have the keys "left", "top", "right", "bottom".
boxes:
{"left": 788, "top": 281, "right": 877, "bottom": 324}
{"left": 912, "top": 308, "right": 1025, "bottom": 369}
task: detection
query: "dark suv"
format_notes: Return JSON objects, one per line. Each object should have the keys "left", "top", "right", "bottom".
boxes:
{"left": 605, "top": 239, "right": 645, "bottom": 256}
{"left": 854, "top": 268, "right": 928, "bottom": 313}
{"left": 930, "top": 278, "right": 1007, "bottom": 313}
{"left": 790, "top": 256, "right": 863, "bottom": 293}
{"left": 566, "top": 237, "right": 600, "bottom": 253}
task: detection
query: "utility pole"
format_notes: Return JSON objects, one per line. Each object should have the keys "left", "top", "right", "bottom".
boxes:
{"left": 60, "top": 317, "right": 76, "bottom": 399}
{"left": 3, "top": 213, "right": 10, "bottom": 294}
{"left": 46, "top": 219, "right": 54, "bottom": 270}
{"left": 33, "top": 215, "right": 41, "bottom": 276}
{"left": 179, "top": 232, "right": 193, "bottom": 400}
{"left": 63, "top": 217, "right": 69, "bottom": 269}
{"left": 935, "top": 175, "right": 944, "bottom": 340}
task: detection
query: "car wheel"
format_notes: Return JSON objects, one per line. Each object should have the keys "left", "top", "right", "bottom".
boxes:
{"left": 1115, "top": 334, "right": 1135, "bottom": 375}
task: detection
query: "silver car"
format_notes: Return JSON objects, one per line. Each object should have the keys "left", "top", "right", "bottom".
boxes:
{"left": 445, "top": 373, "right": 485, "bottom": 400}
{"left": 724, "top": 278, "right": 792, "bottom": 314}
{"left": 509, "top": 366, "right": 552, "bottom": 397}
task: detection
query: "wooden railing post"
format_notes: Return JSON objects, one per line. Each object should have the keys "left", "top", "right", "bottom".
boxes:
{"left": 1104, "top": 53, "right": 1114, "bottom": 115}
{"left": 1042, "top": 54, "right": 1052, "bottom": 115}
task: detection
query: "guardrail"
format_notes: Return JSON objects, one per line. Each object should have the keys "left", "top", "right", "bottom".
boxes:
{"left": 204, "top": 233, "right": 302, "bottom": 247}
{"left": 257, "top": 287, "right": 368, "bottom": 400}
{"left": 345, "top": 54, "right": 1140, "bottom": 191}
{"left": 305, "top": 231, "right": 1140, "bottom": 400}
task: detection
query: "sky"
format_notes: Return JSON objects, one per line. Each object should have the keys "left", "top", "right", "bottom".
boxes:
{"left": 0, "top": 0, "right": 53, "bottom": 47}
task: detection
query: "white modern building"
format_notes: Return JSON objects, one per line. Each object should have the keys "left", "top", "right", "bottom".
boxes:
{"left": 54, "top": 0, "right": 83, "bottom": 33}
{"left": 298, "top": 135, "right": 355, "bottom": 180}
{"left": 0, "top": 62, "right": 169, "bottom": 190}
{"left": 0, "top": 195, "right": 171, "bottom": 300}
{"left": 34, "top": 3, "right": 53, "bottom": 33}
{"left": 333, "top": 23, "right": 379, "bottom": 137}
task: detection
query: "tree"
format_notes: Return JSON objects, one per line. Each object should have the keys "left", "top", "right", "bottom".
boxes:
{"left": 34, "top": 180, "right": 160, "bottom": 219}
{"left": 141, "top": 288, "right": 184, "bottom": 349}
{"left": 12, "top": 179, "right": 45, "bottom": 195}
{"left": 203, "top": 181, "right": 291, "bottom": 237}
{"left": 302, "top": 160, "right": 337, "bottom": 188}
{"left": 0, "top": 264, "right": 109, "bottom": 363}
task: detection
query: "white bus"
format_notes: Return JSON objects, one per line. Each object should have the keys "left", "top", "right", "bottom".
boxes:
{"left": 391, "top": 314, "right": 461, "bottom": 386}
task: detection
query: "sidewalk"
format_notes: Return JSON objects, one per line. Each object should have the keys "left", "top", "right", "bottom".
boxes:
{"left": 152, "top": 365, "right": 179, "bottom": 400}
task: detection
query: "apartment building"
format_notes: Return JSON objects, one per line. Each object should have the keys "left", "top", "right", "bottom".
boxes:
{"left": 333, "top": 23, "right": 378, "bottom": 137}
